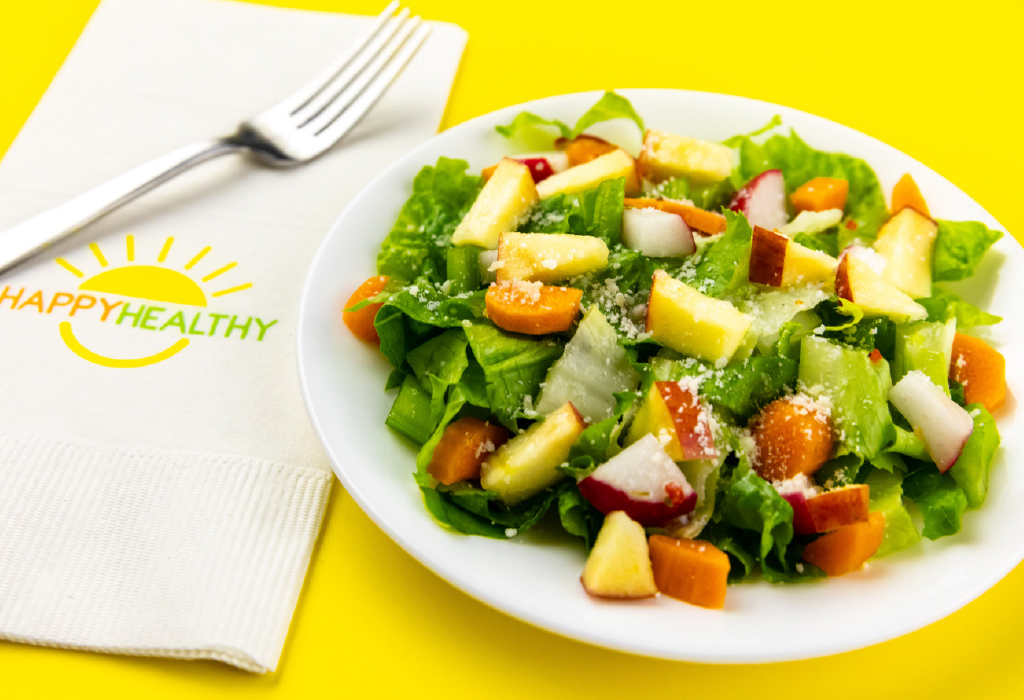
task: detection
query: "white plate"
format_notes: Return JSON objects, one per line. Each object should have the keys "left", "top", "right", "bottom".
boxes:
{"left": 297, "top": 89, "right": 1022, "bottom": 663}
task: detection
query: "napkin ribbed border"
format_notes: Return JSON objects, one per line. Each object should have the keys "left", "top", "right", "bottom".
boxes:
{"left": 0, "top": 428, "right": 332, "bottom": 672}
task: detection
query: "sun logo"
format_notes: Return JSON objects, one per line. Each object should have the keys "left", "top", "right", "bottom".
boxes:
{"left": 55, "top": 234, "right": 252, "bottom": 368}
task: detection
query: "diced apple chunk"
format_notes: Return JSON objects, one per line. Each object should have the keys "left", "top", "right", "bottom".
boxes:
{"left": 748, "top": 225, "right": 838, "bottom": 289}
{"left": 835, "top": 254, "right": 927, "bottom": 322}
{"left": 452, "top": 158, "right": 538, "bottom": 249}
{"left": 480, "top": 402, "right": 586, "bottom": 505}
{"left": 581, "top": 511, "right": 657, "bottom": 599}
{"left": 638, "top": 129, "right": 734, "bottom": 184}
{"left": 873, "top": 207, "right": 938, "bottom": 299}
{"left": 645, "top": 270, "right": 753, "bottom": 363}
{"left": 496, "top": 232, "right": 609, "bottom": 283}
{"left": 536, "top": 149, "right": 639, "bottom": 199}
{"left": 625, "top": 382, "right": 717, "bottom": 461}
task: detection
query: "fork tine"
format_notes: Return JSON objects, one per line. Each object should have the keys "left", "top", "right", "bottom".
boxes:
{"left": 312, "top": 21, "right": 431, "bottom": 146}
{"left": 296, "top": 7, "right": 413, "bottom": 127}
{"left": 273, "top": 1, "right": 400, "bottom": 118}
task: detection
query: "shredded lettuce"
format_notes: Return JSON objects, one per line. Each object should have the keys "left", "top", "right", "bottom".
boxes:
{"left": 720, "top": 462, "right": 795, "bottom": 572}
{"left": 918, "top": 285, "right": 1002, "bottom": 328}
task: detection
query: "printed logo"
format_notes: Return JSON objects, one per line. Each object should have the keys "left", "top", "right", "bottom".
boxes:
{"left": 0, "top": 234, "right": 278, "bottom": 368}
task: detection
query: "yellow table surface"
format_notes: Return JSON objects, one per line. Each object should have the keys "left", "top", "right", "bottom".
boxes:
{"left": 2, "top": 0, "right": 1022, "bottom": 696}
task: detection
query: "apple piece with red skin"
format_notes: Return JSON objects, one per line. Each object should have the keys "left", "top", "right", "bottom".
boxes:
{"left": 835, "top": 253, "right": 927, "bottom": 322}
{"left": 624, "top": 381, "right": 718, "bottom": 461}
{"left": 578, "top": 434, "right": 697, "bottom": 527}
{"left": 729, "top": 169, "right": 788, "bottom": 230}
{"left": 748, "top": 225, "right": 837, "bottom": 289}
{"left": 780, "top": 485, "right": 870, "bottom": 535}
{"left": 888, "top": 371, "right": 974, "bottom": 472}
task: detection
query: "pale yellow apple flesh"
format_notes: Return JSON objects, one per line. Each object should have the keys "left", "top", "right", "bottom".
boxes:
{"left": 451, "top": 158, "right": 538, "bottom": 249}
{"left": 835, "top": 254, "right": 927, "bottom": 322}
{"left": 638, "top": 129, "right": 734, "bottom": 184}
{"left": 873, "top": 207, "right": 938, "bottom": 299}
{"left": 749, "top": 225, "right": 837, "bottom": 289}
{"left": 480, "top": 402, "right": 585, "bottom": 505}
{"left": 645, "top": 270, "right": 753, "bottom": 363}
{"left": 535, "top": 149, "right": 640, "bottom": 199}
{"left": 496, "top": 232, "right": 609, "bottom": 284}
{"left": 580, "top": 511, "right": 657, "bottom": 599}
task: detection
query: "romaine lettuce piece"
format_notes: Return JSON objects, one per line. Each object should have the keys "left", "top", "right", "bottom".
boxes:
{"left": 692, "top": 210, "right": 753, "bottom": 297}
{"left": 406, "top": 329, "right": 470, "bottom": 421}
{"left": 386, "top": 374, "right": 436, "bottom": 445}
{"left": 864, "top": 467, "right": 921, "bottom": 558}
{"left": 495, "top": 90, "right": 644, "bottom": 142}
{"left": 378, "top": 157, "right": 482, "bottom": 282}
{"left": 950, "top": 403, "right": 1000, "bottom": 508}
{"left": 535, "top": 307, "right": 641, "bottom": 424}
{"left": 652, "top": 354, "right": 798, "bottom": 420}
{"left": 720, "top": 462, "right": 795, "bottom": 569}
{"left": 902, "top": 467, "right": 968, "bottom": 540}
{"left": 463, "top": 324, "right": 563, "bottom": 429}
{"left": 892, "top": 320, "right": 956, "bottom": 391}
{"left": 798, "top": 336, "right": 895, "bottom": 459}
{"left": 524, "top": 177, "right": 625, "bottom": 244}
{"left": 933, "top": 220, "right": 1003, "bottom": 282}
{"left": 446, "top": 246, "right": 481, "bottom": 294}
{"left": 918, "top": 285, "right": 1002, "bottom": 328}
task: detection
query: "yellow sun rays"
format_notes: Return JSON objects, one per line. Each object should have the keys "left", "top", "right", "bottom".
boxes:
{"left": 56, "top": 235, "right": 252, "bottom": 301}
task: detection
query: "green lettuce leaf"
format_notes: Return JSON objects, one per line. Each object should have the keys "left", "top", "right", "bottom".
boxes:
{"left": 692, "top": 209, "right": 753, "bottom": 297}
{"left": 646, "top": 177, "right": 736, "bottom": 212}
{"left": 720, "top": 462, "right": 795, "bottom": 569}
{"left": 523, "top": 177, "right": 625, "bottom": 244}
{"left": 377, "top": 157, "right": 482, "bottom": 282}
{"left": 373, "top": 285, "right": 486, "bottom": 368}
{"left": 495, "top": 91, "right": 644, "bottom": 141}
{"left": 385, "top": 373, "right": 436, "bottom": 445}
{"left": 950, "top": 403, "right": 1000, "bottom": 508}
{"left": 918, "top": 285, "right": 1002, "bottom": 328}
{"left": 865, "top": 467, "right": 921, "bottom": 558}
{"left": 798, "top": 336, "right": 895, "bottom": 459}
{"left": 557, "top": 484, "right": 605, "bottom": 550}
{"left": 405, "top": 330, "right": 470, "bottom": 421}
{"left": 933, "top": 220, "right": 1003, "bottom": 282}
{"left": 902, "top": 467, "right": 968, "bottom": 540}
{"left": 793, "top": 229, "right": 839, "bottom": 258}
{"left": 463, "top": 324, "right": 564, "bottom": 429}
{"left": 730, "top": 130, "right": 887, "bottom": 223}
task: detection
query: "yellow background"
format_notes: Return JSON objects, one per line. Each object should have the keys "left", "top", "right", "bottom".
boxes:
{"left": 2, "top": 0, "right": 1022, "bottom": 697}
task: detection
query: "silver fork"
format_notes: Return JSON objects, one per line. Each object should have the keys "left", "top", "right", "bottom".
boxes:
{"left": 0, "top": 1, "right": 429, "bottom": 275}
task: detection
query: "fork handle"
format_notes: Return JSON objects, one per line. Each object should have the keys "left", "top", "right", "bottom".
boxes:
{"left": 0, "top": 138, "right": 242, "bottom": 275}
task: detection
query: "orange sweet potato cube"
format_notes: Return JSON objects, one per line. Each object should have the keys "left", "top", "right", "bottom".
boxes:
{"left": 484, "top": 282, "right": 582, "bottom": 335}
{"left": 428, "top": 417, "right": 509, "bottom": 485}
{"left": 951, "top": 332, "right": 1006, "bottom": 412}
{"left": 790, "top": 177, "right": 849, "bottom": 213}
{"left": 801, "top": 511, "right": 886, "bottom": 576}
{"left": 648, "top": 536, "right": 730, "bottom": 609}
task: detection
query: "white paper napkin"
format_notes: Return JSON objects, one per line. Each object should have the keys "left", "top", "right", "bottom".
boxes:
{"left": 0, "top": 0, "right": 466, "bottom": 672}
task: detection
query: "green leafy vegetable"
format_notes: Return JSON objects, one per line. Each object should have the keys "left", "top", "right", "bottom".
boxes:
{"left": 463, "top": 324, "right": 564, "bottom": 429}
{"left": 950, "top": 404, "right": 1000, "bottom": 508}
{"left": 720, "top": 463, "right": 795, "bottom": 570}
{"left": 653, "top": 354, "right": 798, "bottom": 420}
{"left": 557, "top": 485, "right": 605, "bottom": 550}
{"left": 692, "top": 210, "right": 753, "bottom": 297}
{"left": 864, "top": 468, "right": 921, "bottom": 558}
{"left": 405, "top": 330, "right": 470, "bottom": 421}
{"left": 524, "top": 177, "right": 625, "bottom": 244}
{"left": 647, "top": 177, "right": 736, "bottom": 212}
{"left": 378, "top": 157, "right": 482, "bottom": 282}
{"left": 933, "top": 220, "right": 1002, "bottom": 282}
{"left": 902, "top": 467, "right": 968, "bottom": 540}
{"left": 495, "top": 91, "right": 644, "bottom": 142}
{"left": 386, "top": 374, "right": 436, "bottom": 444}
{"left": 918, "top": 285, "right": 1002, "bottom": 328}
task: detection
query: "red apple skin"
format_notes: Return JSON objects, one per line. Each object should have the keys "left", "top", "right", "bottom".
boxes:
{"left": 835, "top": 254, "right": 854, "bottom": 302}
{"left": 748, "top": 225, "right": 788, "bottom": 286}
{"left": 656, "top": 381, "right": 718, "bottom": 460}
{"left": 782, "top": 492, "right": 817, "bottom": 535}
{"left": 519, "top": 157, "right": 556, "bottom": 183}
{"left": 783, "top": 485, "right": 870, "bottom": 535}
{"left": 729, "top": 169, "right": 787, "bottom": 230}
{"left": 577, "top": 476, "right": 697, "bottom": 527}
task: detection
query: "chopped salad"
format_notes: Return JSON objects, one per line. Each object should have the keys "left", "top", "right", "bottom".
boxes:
{"left": 343, "top": 92, "right": 1005, "bottom": 608}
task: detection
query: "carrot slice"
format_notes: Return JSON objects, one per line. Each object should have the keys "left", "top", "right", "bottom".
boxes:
{"left": 891, "top": 173, "right": 930, "bottom": 217}
{"left": 750, "top": 396, "right": 833, "bottom": 481}
{"left": 343, "top": 275, "right": 389, "bottom": 343}
{"left": 428, "top": 417, "right": 509, "bottom": 485}
{"left": 648, "top": 536, "right": 730, "bottom": 609}
{"left": 485, "top": 281, "right": 582, "bottom": 335}
{"left": 802, "top": 511, "right": 886, "bottom": 576}
{"left": 624, "top": 197, "right": 727, "bottom": 235}
{"left": 951, "top": 332, "right": 1006, "bottom": 412}
{"left": 790, "top": 177, "right": 849, "bottom": 212}
{"left": 555, "top": 134, "right": 618, "bottom": 167}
